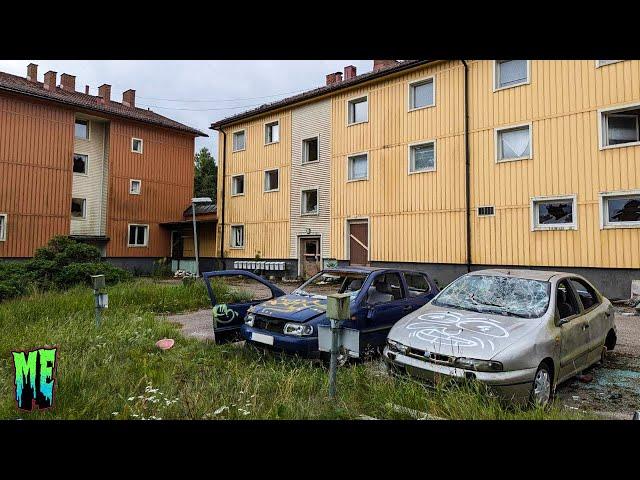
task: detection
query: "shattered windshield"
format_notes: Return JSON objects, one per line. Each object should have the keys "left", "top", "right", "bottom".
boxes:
{"left": 293, "top": 272, "right": 368, "bottom": 300}
{"left": 433, "top": 275, "right": 551, "bottom": 318}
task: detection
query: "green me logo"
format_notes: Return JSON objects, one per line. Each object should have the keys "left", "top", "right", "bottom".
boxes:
{"left": 212, "top": 304, "right": 238, "bottom": 328}
{"left": 12, "top": 347, "right": 57, "bottom": 411}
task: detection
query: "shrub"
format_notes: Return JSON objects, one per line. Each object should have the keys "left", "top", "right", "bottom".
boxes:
{"left": 57, "top": 262, "right": 132, "bottom": 288}
{"left": 151, "top": 257, "right": 173, "bottom": 279}
{"left": 0, "top": 262, "right": 29, "bottom": 302}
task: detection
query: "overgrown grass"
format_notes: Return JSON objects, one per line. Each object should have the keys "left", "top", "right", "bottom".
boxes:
{"left": 0, "top": 280, "right": 587, "bottom": 420}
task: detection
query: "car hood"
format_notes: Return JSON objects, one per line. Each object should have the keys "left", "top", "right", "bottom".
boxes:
{"left": 249, "top": 294, "right": 327, "bottom": 322}
{"left": 389, "top": 303, "right": 543, "bottom": 360}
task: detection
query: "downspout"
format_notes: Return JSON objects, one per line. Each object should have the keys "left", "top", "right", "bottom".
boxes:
{"left": 461, "top": 60, "right": 471, "bottom": 273}
{"left": 216, "top": 127, "right": 227, "bottom": 267}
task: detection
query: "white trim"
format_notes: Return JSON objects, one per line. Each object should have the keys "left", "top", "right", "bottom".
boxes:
{"left": 346, "top": 94, "right": 369, "bottom": 126}
{"left": 231, "top": 174, "right": 245, "bottom": 196}
{"left": 264, "top": 119, "right": 280, "bottom": 146}
{"left": 232, "top": 129, "right": 246, "bottom": 153}
{"left": 408, "top": 75, "right": 436, "bottom": 112}
{"left": 345, "top": 217, "right": 370, "bottom": 263}
{"left": 407, "top": 139, "right": 437, "bottom": 174}
{"left": 300, "top": 187, "right": 320, "bottom": 216}
{"left": 599, "top": 189, "right": 640, "bottom": 229}
{"left": 74, "top": 118, "right": 90, "bottom": 140}
{"left": 263, "top": 168, "right": 280, "bottom": 193}
{"left": 129, "top": 179, "right": 142, "bottom": 195}
{"left": 71, "top": 197, "right": 87, "bottom": 220}
{"left": 495, "top": 122, "right": 533, "bottom": 163}
{"left": 598, "top": 101, "right": 640, "bottom": 150}
{"left": 0, "top": 213, "right": 7, "bottom": 241}
{"left": 302, "top": 135, "right": 321, "bottom": 165}
{"left": 229, "top": 224, "right": 245, "bottom": 249}
{"left": 530, "top": 194, "right": 578, "bottom": 231}
{"left": 493, "top": 60, "right": 531, "bottom": 92}
{"left": 131, "top": 137, "right": 143, "bottom": 154}
{"left": 127, "top": 223, "right": 149, "bottom": 247}
{"left": 477, "top": 205, "right": 496, "bottom": 217}
{"left": 347, "top": 151, "right": 369, "bottom": 182}
{"left": 72, "top": 152, "right": 89, "bottom": 176}
{"left": 596, "top": 60, "right": 622, "bottom": 68}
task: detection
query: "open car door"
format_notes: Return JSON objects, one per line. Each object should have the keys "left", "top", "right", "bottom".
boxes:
{"left": 202, "top": 270, "right": 286, "bottom": 343}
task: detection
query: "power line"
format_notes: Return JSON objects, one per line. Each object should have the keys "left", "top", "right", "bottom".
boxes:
{"left": 138, "top": 88, "right": 311, "bottom": 103}
{"left": 139, "top": 102, "right": 266, "bottom": 112}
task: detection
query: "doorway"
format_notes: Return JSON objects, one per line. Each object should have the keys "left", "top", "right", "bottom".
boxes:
{"left": 348, "top": 220, "right": 369, "bottom": 266}
{"left": 299, "top": 236, "right": 321, "bottom": 279}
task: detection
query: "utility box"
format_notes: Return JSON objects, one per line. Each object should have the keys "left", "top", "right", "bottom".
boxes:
{"left": 327, "top": 293, "right": 351, "bottom": 321}
{"left": 95, "top": 293, "right": 109, "bottom": 309}
{"left": 91, "top": 275, "right": 106, "bottom": 290}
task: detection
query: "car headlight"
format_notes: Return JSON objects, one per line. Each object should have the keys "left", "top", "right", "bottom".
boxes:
{"left": 245, "top": 313, "right": 255, "bottom": 327}
{"left": 454, "top": 357, "right": 503, "bottom": 372}
{"left": 387, "top": 339, "right": 408, "bottom": 354}
{"left": 283, "top": 323, "right": 314, "bottom": 336}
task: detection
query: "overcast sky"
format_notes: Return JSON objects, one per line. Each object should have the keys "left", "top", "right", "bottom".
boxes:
{"left": 0, "top": 60, "right": 374, "bottom": 158}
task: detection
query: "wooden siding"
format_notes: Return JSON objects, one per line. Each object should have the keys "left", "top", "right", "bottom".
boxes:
{"left": 0, "top": 93, "right": 73, "bottom": 257}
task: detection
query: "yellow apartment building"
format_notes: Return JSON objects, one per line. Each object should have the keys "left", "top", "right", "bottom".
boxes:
{"left": 211, "top": 60, "right": 640, "bottom": 299}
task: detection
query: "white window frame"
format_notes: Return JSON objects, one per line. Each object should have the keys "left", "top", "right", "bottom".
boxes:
{"left": 74, "top": 118, "right": 90, "bottom": 140}
{"left": 493, "top": 60, "right": 531, "bottom": 92}
{"left": 129, "top": 179, "right": 142, "bottom": 195}
{"left": 530, "top": 194, "right": 578, "bottom": 231}
{"left": 232, "top": 129, "right": 246, "bottom": 152}
{"left": 230, "top": 224, "right": 245, "bottom": 249}
{"left": 71, "top": 197, "right": 87, "bottom": 220}
{"left": 231, "top": 174, "right": 245, "bottom": 196}
{"left": 0, "top": 213, "right": 7, "bottom": 241}
{"left": 346, "top": 95, "right": 369, "bottom": 126}
{"left": 599, "top": 190, "right": 640, "bottom": 229}
{"left": 302, "top": 135, "right": 320, "bottom": 164}
{"left": 73, "top": 153, "right": 89, "bottom": 176}
{"left": 477, "top": 205, "right": 496, "bottom": 217}
{"left": 263, "top": 168, "right": 280, "bottom": 193}
{"left": 408, "top": 140, "right": 437, "bottom": 174}
{"left": 127, "top": 223, "right": 149, "bottom": 247}
{"left": 264, "top": 120, "right": 280, "bottom": 145}
{"left": 131, "top": 138, "right": 143, "bottom": 154}
{"left": 596, "top": 60, "right": 622, "bottom": 68}
{"left": 598, "top": 102, "right": 640, "bottom": 150}
{"left": 347, "top": 152, "right": 369, "bottom": 182}
{"left": 301, "top": 188, "right": 320, "bottom": 216}
{"left": 408, "top": 76, "right": 436, "bottom": 111}
{"left": 495, "top": 122, "right": 533, "bottom": 163}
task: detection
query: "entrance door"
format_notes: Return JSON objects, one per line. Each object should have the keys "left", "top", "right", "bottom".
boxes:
{"left": 348, "top": 221, "right": 369, "bottom": 266}
{"left": 300, "top": 237, "right": 321, "bottom": 279}
{"left": 171, "top": 231, "right": 184, "bottom": 259}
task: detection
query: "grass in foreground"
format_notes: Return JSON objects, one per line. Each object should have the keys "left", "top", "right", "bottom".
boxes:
{"left": 0, "top": 280, "right": 587, "bottom": 420}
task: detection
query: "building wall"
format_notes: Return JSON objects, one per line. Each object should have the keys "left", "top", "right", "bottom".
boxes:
{"left": 290, "top": 99, "right": 332, "bottom": 260}
{"left": 0, "top": 93, "right": 73, "bottom": 257}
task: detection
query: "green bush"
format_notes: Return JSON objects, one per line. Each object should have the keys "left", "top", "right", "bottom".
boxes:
{"left": 57, "top": 262, "right": 132, "bottom": 288}
{"left": 0, "top": 262, "right": 29, "bottom": 302}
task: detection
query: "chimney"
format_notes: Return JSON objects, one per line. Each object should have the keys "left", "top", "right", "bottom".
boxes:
{"left": 122, "top": 89, "right": 136, "bottom": 108}
{"left": 98, "top": 84, "right": 111, "bottom": 104}
{"left": 373, "top": 60, "right": 399, "bottom": 72}
{"left": 326, "top": 71, "right": 344, "bottom": 86}
{"left": 334, "top": 71, "right": 343, "bottom": 83}
{"left": 344, "top": 65, "right": 357, "bottom": 80}
{"left": 43, "top": 71, "right": 57, "bottom": 90}
{"left": 85, "top": 85, "right": 90, "bottom": 95}
{"left": 27, "top": 63, "right": 38, "bottom": 82}
{"left": 60, "top": 73, "right": 76, "bottom": 91}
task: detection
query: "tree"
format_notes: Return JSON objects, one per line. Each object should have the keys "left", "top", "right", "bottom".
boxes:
{"left": 194, "top": 147, "right": 217, "bottom": 201}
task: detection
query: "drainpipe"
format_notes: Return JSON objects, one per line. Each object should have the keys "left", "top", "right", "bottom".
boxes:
{"left": 215, "top": 127, "right": 227, "bottom": 268}
{"left": 461, "top": 60, "right": 471, "bottom": 273}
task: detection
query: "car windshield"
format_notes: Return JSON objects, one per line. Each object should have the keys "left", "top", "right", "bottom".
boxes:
{"left": 293, "top": 271, "right": 368, "bottom": 300}
{"left": 433, "top": 274, "right": 551, "bottom": 319}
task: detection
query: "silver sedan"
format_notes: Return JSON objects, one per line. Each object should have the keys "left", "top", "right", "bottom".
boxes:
{"left": 384, "top": 269, "right": 617, "bottom": 406}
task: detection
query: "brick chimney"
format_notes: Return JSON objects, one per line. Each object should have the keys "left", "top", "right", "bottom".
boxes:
{"left": 326, "top": 71, "right": 344, "bottom": 86}
{"left": 373, "top": 60, "right": 399, "bottom": 71}
{"left": 43, "top": 71, "right": 57, "bottom": 90}
{"left": 98, "top": 84, "right": 111, "bottom": 104}
{"left": 344, "top": 65, "right": 357, "bottom": 80}
{"left": 60, "top": 73, "right": 76, "bottom": 91}
{"left": 27, "top": 63, "right": 38, "bottom": 82}
{"left": 122, "top": 89, "right": 136, "bottom": 108}
{"left": 85, "top": 85, "right": 90, "bottom": 95}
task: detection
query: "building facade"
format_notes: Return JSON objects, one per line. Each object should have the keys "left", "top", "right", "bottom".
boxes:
{"left": 0, "top": 64, "right": 208, "bottom": 271}
{"left": 213, "top": 59, "right": 640, "bottom": 299}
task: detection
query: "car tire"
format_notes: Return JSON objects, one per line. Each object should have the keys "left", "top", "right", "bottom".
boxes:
{"left": 530, "top": 363, "right": 553, "bottom": 407}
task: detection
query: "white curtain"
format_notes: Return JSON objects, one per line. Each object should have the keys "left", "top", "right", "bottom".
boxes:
{"left": 501, "top": 128, "right": 530, "bottom": 159}
{"left": 499, "top": 60, "right": 527, "bottom": 87}
{"left": 351, "top": 156, "right": 367, "bottom": 179}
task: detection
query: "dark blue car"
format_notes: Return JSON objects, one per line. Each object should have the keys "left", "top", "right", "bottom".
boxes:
{"left": 202, "top": 267, "right": 439, "bottom": 359}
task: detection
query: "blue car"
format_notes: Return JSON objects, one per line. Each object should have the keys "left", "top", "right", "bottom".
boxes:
{"left": 202, "top": 267, "right": 439, "bottom": 359}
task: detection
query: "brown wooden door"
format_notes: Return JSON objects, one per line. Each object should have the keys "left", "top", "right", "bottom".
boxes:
{"left": 349, "top": 222, "right": 368, "bottom": 266}
{"left": 300, "top": 238, "right": 321, "bottom": 278}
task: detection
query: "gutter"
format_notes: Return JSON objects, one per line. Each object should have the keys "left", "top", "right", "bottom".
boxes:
{"left": 461, "top": 60, "right": 471, "bottom": 273}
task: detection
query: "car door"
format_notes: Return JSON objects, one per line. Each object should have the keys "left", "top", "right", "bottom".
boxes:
{"left": 568, "top": 278, "right": 607, "bottom": 366}
{"left": 402, "top": 271, "right": 438, "bottom": 312}
{"left": 202, "top": 270, "right": 285, "bottom": 343}
{"left": 556, "top": 278, "right": 590, "bottom": 380}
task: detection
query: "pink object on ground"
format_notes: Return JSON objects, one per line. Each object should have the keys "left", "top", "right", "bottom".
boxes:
{"left": 156, "top": 338, "right": 175, "bottom": 350}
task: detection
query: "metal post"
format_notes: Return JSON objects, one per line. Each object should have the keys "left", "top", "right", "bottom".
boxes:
{"left": 328, "top": 318, "right": 340, "bottom": 399}
{"left": 191, "top": 202, "right": 200, "bottom": 277}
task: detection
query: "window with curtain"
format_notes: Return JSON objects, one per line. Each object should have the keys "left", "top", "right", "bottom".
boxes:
{"left": 497, "top": 125, "right": 531, "bottom": 161}
{"left": 265, "top": 121, "right": 280, "bottom": 144}
{"left": 231, "top": 225, "right": 244, "bottom": 247}
{"left": 409, "top": 142, "right": 436, "bottom": 172}
{"left": 348, "top": 154, "right": 368, "bottom": 180}
{"left": 233, "top": 131, "right": 246, "bottom": 151}
{"left": 496, "top": 60, "right": 528, "bottom": 89}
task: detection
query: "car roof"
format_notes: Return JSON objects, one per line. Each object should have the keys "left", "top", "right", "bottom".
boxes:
{"left": 322, "top": 266, "right": 433, "bottom": 276}
{"left": 469, "top": 268, "right": 569, "bottom": 282}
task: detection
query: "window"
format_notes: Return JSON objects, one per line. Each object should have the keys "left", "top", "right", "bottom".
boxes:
{"left": 600, "top": 191, "right": 640, "bottom": 228}
{"left": 366, "top": 273, "right": 404, "bottom": 305}
{"left": 73, "top": 153, "right": 88, "bottom": 174}
{"left": 496, "top": 124, "right": 531, "bottom": 162}
{"left": 0, "top": 214, "right": 6, "bottom": 241}
{"left": 596, "top": 60, "right": 622, "bottom": 67}
{"left": 348, "top": 153, "right": 368, "bottom": 181}
{"left": 303, "top": 137, "right": 319, "bottom": 163}
{"left": 71, "top": 198, "right": 86, "bottom": 219}
{"left": 232, "top": 130, "right": 246, "bottom": 152}
{"left": 128, "top": 224, "right": 148, "bottom": 247}
{"left": 129, "top": 179, "right": 142, "bottom": 195}
{"left": 231, "top": 225, "right": 244, "bottom": 248}
{"left": 131, "top": 138, "right": 143, "bottom": 154}
{"left": 569, "top": 278, "right": 600, "bottom": 311}
{"left": 404, "top": 272, "right": 432, "bottom": 298}
{"left": 75, "top": 119, "right": 89, "bottom": 139}
{"left": 478, "top": 206, "right": 495, "bottom": 217}
{"left": 347, "top": 96, "right": 368, "bottom": 124}
{"left": 265, "top": 121, "right": 280, "bottom": 144}
{"left": 556, "top": 280, "right": 580, "bottom": 320}
{"left": 301, "top": 189, "right": 318, "bottom": 215}
{"left": 409, "top": 141, "right": 436, "bottom": 173}
{"left": 231, "top": 175, "right": 245, "bottom": 196}
{"left": 494, "top": 60, "right": 529, "bottom": 90}
{"left": 264, "top": 169, "right": 279, "bottom": 192}
{"left": 600, "top": 106, "right": 640, "bottom": 148}
{"left": 409, "top": 77, "right": 435, "bottom": 110}
{"left": 532, "top": 196, "right": 577, "bottom": 230}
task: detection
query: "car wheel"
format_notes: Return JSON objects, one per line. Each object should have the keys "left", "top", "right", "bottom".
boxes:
{"left": 530, "top": 363, "right": 553, "bottom": 407}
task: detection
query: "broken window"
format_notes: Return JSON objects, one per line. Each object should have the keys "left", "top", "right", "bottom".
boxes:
{"left": 265, "top": 121, "right": 280, "bottom": 144}
{"left": 602, "top": 193, "right": 640, "bottom": 227}
{"left": 497, "top": 125, "right": 531, "bottom": 161}
{"left": 569, "top": 278, "right": 600, "bottom": 311}
{"left": 602, "top": 108, "right": 640, "bottom": 147}
{"left": 73, "top": 153, "right": 88, "bottom": 174}
{"left": 231, "top": 225, "right": 244, "bottom": 248}
{"left": 75, "top": 119, "right": 89, "bottom": 139}
{"left": 405, "top": 272, "right": 432, "bottom": 297}
{"left": 130, "top": 179, "right": 142, "bottom": 195}
{"left": 495, "top": 60, "right": 529, "bottom": 89}
{"left": 232, "top": 130, "right": 246, "bottom": 152}
{"left": 597, "top": 60, "right": 621, "bottom": 67}
{"left": 348, "top": 96, "right": 368, "bottom": 124}
{"left": 301, "top": 189, "right": 318, "bottom": 215}
{"left": 128, "top": 224, "right": 148, "bottom": 246}
{"left": 533, "top": 197, "right": 576, "bottom": 230}
{"left": 71, "top": 198, "right": 86, "bottom": 219}
{"left": 556, "top": 280, "right": 580, "bottom": 320}
{"left": 348, "top": 153, "right": 368, "bottom": 180}
{"left": 294, "top": 271, "right": 368, "bottom": 299}
{"left": 264, "top": 169, "right": 279, "bottom": 192}
{"left": 409, "top": 78, "right": 434, "bottom": 110}
{"left": 303, "top": 137, "right": 319, "bottom": 163}
{"left": 409, "top": 142, "right": 436, "bottom": 172}
{"left": 131, "top": 138, "right": 143, "bottom": 153}
{"left": 0, "top": 214, "right": 6, "bottom": 241}
{"left": 232, "top": 175, "right": 245, "bottom": 195}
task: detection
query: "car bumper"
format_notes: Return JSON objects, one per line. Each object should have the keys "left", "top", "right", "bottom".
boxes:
{"left": 383, "top": 347, "right": 536, "bottom": 404}
{"left": 240, "top": 324, "right": 320, "bottom": 357}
